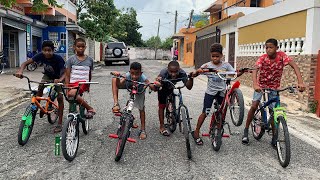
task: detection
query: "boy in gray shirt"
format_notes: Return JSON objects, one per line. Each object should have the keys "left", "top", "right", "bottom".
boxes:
{"left": 191, "top": 43, "right": 235, "bottom": 145}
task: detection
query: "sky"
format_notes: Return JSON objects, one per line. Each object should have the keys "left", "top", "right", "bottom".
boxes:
{"left": 114, "top": 0, "right": 214, "bottom": 40}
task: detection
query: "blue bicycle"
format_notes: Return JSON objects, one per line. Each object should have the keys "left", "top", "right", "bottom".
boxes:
{"left": 251, "top": 86, "right": 296, "bottom": 167}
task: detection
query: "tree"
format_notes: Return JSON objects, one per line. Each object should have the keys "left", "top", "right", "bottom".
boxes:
{"left": 145, "top": 36, "right": 161, "bottom": 49}
{"left": 0, "top": 0, "right": 62, "bottom": 12}
{"left": 193, "top": 13, "right": 209, "bottom": 28}
{"left": 160, "top": 37, "right": 173, "bottom": 50}
{"left": 112, "top": 8, "right": 144, "bottom": 47}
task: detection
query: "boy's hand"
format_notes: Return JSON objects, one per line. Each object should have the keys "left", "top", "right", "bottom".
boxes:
{"left": 54, "top": 79, "right": 61, "bottom": 83}
{"left": 297, "top": 83, "right": 306, "bottom": 92}
{"left": 15, "top": 71, "right": 23, "bottom": 79}
{"left": 253, "top": 84, "right": 262, "bottom": 92}
{"left": 111, "top": 71, "right": 120, "bottom": 76}
{"left": 154, "top": 81, "right": 161, "bottom": 87}
{"left": 155, "top": 76, "right": 162, "bottom": 82}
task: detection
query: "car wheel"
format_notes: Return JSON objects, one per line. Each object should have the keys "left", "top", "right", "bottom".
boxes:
{"left": 113, "top": 48, "right": 123, "bottom": 58}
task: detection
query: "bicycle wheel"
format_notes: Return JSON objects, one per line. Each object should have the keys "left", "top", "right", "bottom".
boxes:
{"left": 26, "top": 62, "right": 37, "bottom": 71}
{"left": 80, "top": 106, "right": 89, "bottom": 135}
{"left": 229, "top": 88, "right": 244, "bottom": 126}
{"left": 211, "top": 113, "right": 222, "bottom": 151}
{"left": 166, "top": 101, "right": 177, "bottom": 133}
{"left": 251, "top": 105, "right": 265, "bottom": 140}
{"left": 181, "top": 107, "right": 192, "bottom": 159}
{"left": 61, "top": 116, "right": 79, "bottom": 161}
{"left": 115, "top": 114, "right": 133, "bottom": 162}
{"left": 276, "top": 116, "right": 291, "bottom": 167}
{"left": 18, "top": 105, "right": 37, "bottom": 146}
{"left": 47, "top": 89, "right": 58, "bottom": 124}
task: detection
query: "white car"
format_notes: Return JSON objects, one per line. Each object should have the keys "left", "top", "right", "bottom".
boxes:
{"left": 104, "top": 42, "right": 130, "bottom": 66}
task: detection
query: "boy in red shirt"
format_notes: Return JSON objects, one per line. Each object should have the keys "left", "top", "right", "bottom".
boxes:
{"left": 242, "top": 38, "right": 305, "bottom": 146}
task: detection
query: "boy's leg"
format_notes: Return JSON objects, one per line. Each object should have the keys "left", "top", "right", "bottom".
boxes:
{"left": 68, "top": 89, "right": 95, "bottom": 116}
{"left": 242, "top": 91, "right": 262, "bottom": 145}
{"left": 134, "top": 94, "right": 146, "bottom": 139}
{"left": 54, "top": 85, "right": 64, "bottom": 133}
{"left": 193, "top": 93, "right": 214, "bottom": 140}
{"left": 158, "top": 88, "right": 171, "bottom": 136}
{"left": 112, "top": 78, "right": 125, "bottom": 112}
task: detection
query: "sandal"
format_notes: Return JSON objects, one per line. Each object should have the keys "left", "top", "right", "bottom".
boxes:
{"left": 112, "top": 103, "right": 120, "bottom": 113}
{"left": 53, "top": 124, "right": 62, "bottom": 133}
{"left": 139, "top": 130, "right": 147, "bottom": 140}
{"left": 85, "top": 109, "right": 96, "bottom": 119}
{"left": 191, "top": 131, "right": 203, "bottom": 145}
{"left": 160, "top": 129, "right": 170, "bottom": 136}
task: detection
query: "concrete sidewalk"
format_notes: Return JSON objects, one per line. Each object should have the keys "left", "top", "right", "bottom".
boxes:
{"left": 158, "top": 60, "right": 320, "bottom": 149}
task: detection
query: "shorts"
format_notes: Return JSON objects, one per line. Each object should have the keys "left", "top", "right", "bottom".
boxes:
{"left": 158, "top": 87, "right": 174, "bottom": 108}
{"left": 38, "top": 74, "right": 63, "bottom": 94}
{"left": 69, "top": 81, "right": 89, "bottom": 95}
{"left": 202, "top": 93, "right": 224, "bottom": 113}
{"left": 252, "top": 91, "right": 278, "bottom": 109}
{"left": 118, "top": 82, "right": 145, "bottom": 111}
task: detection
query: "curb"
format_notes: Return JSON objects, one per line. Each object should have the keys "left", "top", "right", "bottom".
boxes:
{"left": 0, "top": 89, "right": 30, "bottom": 117}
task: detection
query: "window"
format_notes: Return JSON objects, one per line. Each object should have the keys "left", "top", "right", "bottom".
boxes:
{"left": 250, "top": 0, "right": 261, "bottom": 7}
{"left": 60, "top": 32, "right": 66, "bottom": 46}
{"left": 48, "top": 32, "right": 58, "bottom": 41}
{"left": 187, "top": 42, "right": 192, "bottom": 53}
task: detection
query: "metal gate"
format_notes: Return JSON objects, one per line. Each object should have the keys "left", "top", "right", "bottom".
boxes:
{"left": 194, "top": 28, "right": 220, "bottom": 69}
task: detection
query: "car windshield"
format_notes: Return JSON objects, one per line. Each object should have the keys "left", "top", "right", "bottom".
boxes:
{"left": 107, "top": 43, "right": 125, "bottom": 49}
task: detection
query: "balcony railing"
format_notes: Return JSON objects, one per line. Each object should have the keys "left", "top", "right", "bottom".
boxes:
{"left": 56, "top": 0, "right": 76, "bottom": 15}
{"left": 238, "top": 37, "right": 306, "bottom": 56}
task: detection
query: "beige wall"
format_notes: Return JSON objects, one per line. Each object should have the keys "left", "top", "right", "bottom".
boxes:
{"left": 238, "top": 10, "right": 307, "bottom": 44}
{"left": 221, "top": 34, "right": 226, "bottom": 48}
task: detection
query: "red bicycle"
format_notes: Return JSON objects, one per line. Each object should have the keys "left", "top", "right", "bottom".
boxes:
{"left": 199, "top": 68, "right": 253, "bottom": 151}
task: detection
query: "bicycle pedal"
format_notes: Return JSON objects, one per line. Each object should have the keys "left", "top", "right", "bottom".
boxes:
{"left": 127, "top": 138, "right": 136, "bottom": 143}
{"left": 108, "top": 134, "right": 119, "bottom": 139}
{"left": 132, "top": 124, "right": 139, "bottom": 129}
{"left": 202, "top": 133, "right": 210, "bottom": 137}
{"left": 113, "top": 112, "right": 122, "bottom": 117}
{"left": 222, "top": 134, "right": 230, "bottom": 138}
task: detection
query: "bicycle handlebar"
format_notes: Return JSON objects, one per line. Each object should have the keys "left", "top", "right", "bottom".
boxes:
{"left": 262, "top": 86, "right": 297, "bottom": 93}
{"left": 161, "top": 77, "right": 187, "bottom": 89}
{"left": 199, "top": 68, "right": 238, "bottom": 81}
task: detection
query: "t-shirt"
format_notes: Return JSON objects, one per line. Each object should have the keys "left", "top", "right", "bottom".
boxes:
{"left": 125, "top": 72, "right": 147, "bottom": 93}
{"left": 201, "top": 61, "right": 235, "bottom": 96}
{"left": 158, "top": 68, "right": 188, "bottom": 88}
{"left": 32, "top": 52, "right": 65, "bottom": 79}
{"left": 255, "top": 51, "right": 292, "bottom": 89}
{"left": 65, "top": 55, "right": 94, "bottom": 83}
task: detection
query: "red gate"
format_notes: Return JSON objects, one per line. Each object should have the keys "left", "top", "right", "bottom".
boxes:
{"left": 315, "top": 50, "right": 320, "bottom": 117}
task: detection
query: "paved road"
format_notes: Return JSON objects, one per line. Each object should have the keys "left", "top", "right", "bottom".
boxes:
{"left": 1, "top": 60, "right": 320, "bottom": 179}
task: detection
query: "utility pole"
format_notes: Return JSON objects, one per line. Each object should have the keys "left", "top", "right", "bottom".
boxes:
{"left": 187, "top": 9, "right": 194, "bottom": 29}
{"left": 155, "top": 18, "right": 160, "bottom": 60}
{"left": 174, "top": 10, "right": 177, "bottom": 34}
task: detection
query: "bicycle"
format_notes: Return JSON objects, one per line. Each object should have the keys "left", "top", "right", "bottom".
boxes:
{"left": 198, "top": 68, "right": 250, "bottom": 151}
{"left": 60, "top": 81, "right": 98, "bottom": 161}
{"left": 161, "top": 77, "right": 193, "bottom": 159}
{"left": 251, "top": 86, "right": 296, "bottom": 167}
{"left": 14, "top": 74, "right": 59, "bottom": 146}
{"left": 108, "top": 72, "right": 155, "bottom": 162}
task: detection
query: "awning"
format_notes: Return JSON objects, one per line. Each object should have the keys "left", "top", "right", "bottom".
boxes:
{"left": 66, "top": 23, "right": 86, "bottom": 35}
{"left": 171, "top": 32, "right": 185, "bottom": 39}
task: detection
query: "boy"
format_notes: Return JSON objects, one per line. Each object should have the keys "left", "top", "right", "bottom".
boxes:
{"left": 65, "top": 38, "right": 96, "bottom": 120}
{"left": 242, "top": 38, "right": 305, "bottom": 146}
{"left": 111, "top": 62, "right": 158, "bottom": 140}
{"left": 156, "top": 61, "right": 194, "bottom": 136}
{"left": 15, "top": 41, "right": 65, "bottom": 133}
{"left": 191, "top": 43, "right": 239, "bottom": 145}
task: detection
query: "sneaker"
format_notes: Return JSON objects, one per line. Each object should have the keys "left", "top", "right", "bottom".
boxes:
{"left": 242, "top": 135, "right": 249, "bottom": 145}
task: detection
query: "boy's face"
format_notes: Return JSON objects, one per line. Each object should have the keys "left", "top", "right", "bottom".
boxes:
{"left": 74, "top": 41, "right": 86, "bottom": 55}
{"left": 265, "top": 43, "right": 278, "bottom": 57}
{"left": 168, "top": 65, "right": 179, "bottom": 79}
{"left": 42, "top": 47, "right": 54, "bottom": 59}
{"left": 130, "top": 69, "right": 142, "bottom": 81}
{"left": 210, "top": 52, "right": 223, "bottom": 64}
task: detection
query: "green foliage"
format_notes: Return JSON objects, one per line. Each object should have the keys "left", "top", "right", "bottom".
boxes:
{"left": 309, "top": 100, "right": 318, "bottom": 113}
{"left": 0, "top": 0, "right": 62, "bottom": 12}
{"left": 145, "top": 36, "right": 162, "bottom": 49}
{"left": 160, "top": 37, "right": 173, "bottom": 50}
{"left": 194, "top": 20, "right": 208, "bottom": 28}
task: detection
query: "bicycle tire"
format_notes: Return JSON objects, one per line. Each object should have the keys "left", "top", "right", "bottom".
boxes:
{"left": 80, "top": 106, "right": 89, "bottom": 135}
{"left": 18, "top": 105, "right": 36, "bottom": 146}
{"left": 61, "top": 116, "right": 79, "bottom": 161}
{"left": 47, "top": 89, "right": 58, "bottom": 124}
{"left": 181, "top": 107, "right": 192, "bottom": 159}
{"left": 115, "top": 114, "right": 132, "bottom": 162}
{"left": 166, "top": 101, "right": 177, "bottom": 133}
{"left": 26, "top": 63, "right": 37, "bottom": 71}
{"left": 211, "top": 113, "right": 222, "bottom": 151}
{"left": 276, "top": 116, "right": 291, "bottom": 168}
{"left": 229, "top": 88, "right": 244, "bottom": 126}
{"left": 251, "top": 105, "right": 265, "bottom": 140}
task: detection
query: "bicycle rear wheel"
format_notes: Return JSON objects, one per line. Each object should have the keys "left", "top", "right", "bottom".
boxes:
{"left": 47, "top": 88, "right": 58, "bottom": 124}
{"left": 18, "top": 105, "right": 37, "bottom": 146}
{"left": 181, "top": 107, "right": 192, "bottom": 159}
{"left": 115, "top": 114, "right": 133, "bottom": 162}
{"left": 276, "top": 116, "right": 291, "bottom": 168}
{"left": 80, "top": 106, "right": 89, "bottom": 135}
{"left": 211, "top": 113, "right": 222, "bottom": 151}
{"left": 166, "top": 101, "right": 177, "bottom": 133}
{"left": 61, "top": 116, "right": 79, "bottom": 161}
{"left": 229, "top": 88, "right": 244, "bottom": 126}
{"left": 251, "top": 105, "right": 265, "bottom": 140}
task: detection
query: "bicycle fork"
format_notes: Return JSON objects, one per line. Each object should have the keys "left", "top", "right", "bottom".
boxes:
{"left": 109, "top": 114, "right": 137, "bottom": 143}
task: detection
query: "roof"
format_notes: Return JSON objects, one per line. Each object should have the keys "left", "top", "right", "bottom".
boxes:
{"left": 204, "top": 0, "right": 223, "bottom": 12}
{"left": 171, "top": 32, "right": 185, "bottom": 39}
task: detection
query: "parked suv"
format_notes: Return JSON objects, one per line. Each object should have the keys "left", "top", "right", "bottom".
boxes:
{"left": 104, "top": 42, "right": 130, "bottom": 65}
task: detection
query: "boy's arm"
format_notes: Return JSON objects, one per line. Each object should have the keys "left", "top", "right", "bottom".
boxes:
{"left": 288, "top": 61, "right": 306, "bottom": 92}
{"left": 252, "top": 69, "right": 261, "bottom": 92}
{"left": 55, "top": 69, "right": 65, "bottom": 83}
{"left": 15, "top": 58, "right": 34, "bottom": 78}
{"left": 65, "top": 67, "right": 71, "bottom": 85}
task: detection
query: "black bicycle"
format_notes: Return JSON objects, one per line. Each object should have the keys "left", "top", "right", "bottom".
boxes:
{"left": 162, "top": 77, "right": 193, "bottom": 159}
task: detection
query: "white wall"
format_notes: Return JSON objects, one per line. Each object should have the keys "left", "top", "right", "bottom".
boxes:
{"left": 129, "top": 47, "right": 171, "bottom": 60}
{"left": 18, "top": 31, "right": 26, "bottom": 66}
{"left": 94, "top": 41, "right": 100, "bottom": 62}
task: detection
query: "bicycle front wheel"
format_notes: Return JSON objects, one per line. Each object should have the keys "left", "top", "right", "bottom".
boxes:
{"left": 115, "top": 114, "right": 132, "bottom": 162}
{"left": 18, "top": 105, "right": 37, "bottom": 146}
{"left": 61, "top": 116, "right": 79, "bottom": 161}
{"left": 276, "top": 116, "right": 291, "bottom": 168}
{"left": 181, "top": 107, "right": 192, "bottom": 159}
{"left": 166, "top": 101, "right": 177, "bottom": 133}
{"left": 229, "top": 88, "right": 244, "bottom": 126}
{"left": 47, "top": 89, "right": 58, "bottom": 124}
{"left": 251, "top": 105, "right": 265, "bottom": 140}
{"left": 211, "top": 113, "right": 222, "bottom": 151}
